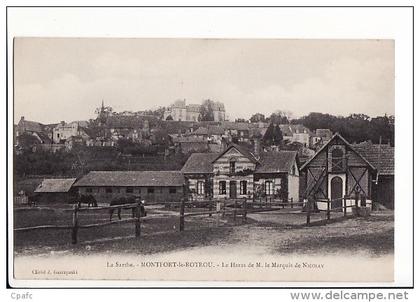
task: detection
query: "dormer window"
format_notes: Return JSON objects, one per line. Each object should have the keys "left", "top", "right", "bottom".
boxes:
{"left": 229, "top": 160, "right": 236, "bottom": 173}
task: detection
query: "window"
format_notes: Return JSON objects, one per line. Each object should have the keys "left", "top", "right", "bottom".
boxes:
{"left": 105, "top": 187, "right": 112, "bottom": 194}
{"left": 126, "top": 188, "right": 133, "bottom": 193}
{"left": 219, "top": 181, "right": 226, "bottom": 195}
{"left": 147, "top": 187, "right": 154, "bottom": 194}
{"left": 86, "top": 188, "right": 93, "bottom": 193}
{"left": 169, "top": 187, "right": 177, "bottom": 194}
{"left": 229, "top": 160, "right": 236, "bottom": 173}
{"left": 240, "top": 181, "right": 247, "bottom": 195}
{"left": 265, "top": 181, "right": 274, "bottom": 195}
{"left": 331, "top": 148, "right": 345, "bottom": 172}
{"left": 197, "top": 181, "right": 204, "bottom": 195}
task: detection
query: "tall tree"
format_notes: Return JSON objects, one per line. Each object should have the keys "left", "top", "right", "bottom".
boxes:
{"left": 199, "top": 99, "right": 215, "bottom": 121}
{"left": 268, "top": 110, "right": 292, "bottom": 124}
{"left": 262, "top": 122, "right": 283, "bottom": 146}
{"left": 250, "top": 113, "right": 266, "bottom": 123}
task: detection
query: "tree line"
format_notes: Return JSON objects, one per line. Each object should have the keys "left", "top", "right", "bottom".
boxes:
{"left": 249, "top": 111, "right": 394, "bottom": 145}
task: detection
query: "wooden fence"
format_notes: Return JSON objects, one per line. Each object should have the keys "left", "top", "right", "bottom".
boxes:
{"left": 178, "top": 197, "right": 306, "bottom": 231}
{"left": 306, "top": 194, "right": 362, "bottom": 225}
{"left": 179, "top": 195, "right": 364, "bottom": 231}
{"left": 14, "top": 202, "right": 145, "bottom": 244}
{"left": 14, "top": 195, "right": 364, "bottom": 245}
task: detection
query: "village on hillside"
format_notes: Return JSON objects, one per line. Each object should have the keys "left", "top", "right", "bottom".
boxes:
{"left": 11, "top": 91, "right": 396, "bottom": 280}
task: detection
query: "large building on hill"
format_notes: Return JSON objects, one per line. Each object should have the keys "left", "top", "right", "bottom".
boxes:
{"left": 164, "top": 99, "right": 226, "bottom": 122}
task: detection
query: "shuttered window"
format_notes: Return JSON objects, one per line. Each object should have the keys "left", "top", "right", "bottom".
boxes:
{"left": 265, "top": 181, "right": 274, "bottom": 195}
{"left": 240, "top": 181, "right": 247, "bottom": 195}
{"left": 219, "top": 181, "right": 226, "bottom": 195}
{"left": 197, "top": 181, "right": 204, "bottom": 195}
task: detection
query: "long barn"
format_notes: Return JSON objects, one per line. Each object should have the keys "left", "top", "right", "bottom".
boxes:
{"left": 73, "top": 171, "right": 185, "bottom": 203}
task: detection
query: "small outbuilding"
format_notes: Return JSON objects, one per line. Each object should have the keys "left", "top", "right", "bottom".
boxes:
{"left": 300, "top": 133, "right": 377, "bottom": 212}
{"left": 34, "top": 178, "right": 78, "bottom": 204}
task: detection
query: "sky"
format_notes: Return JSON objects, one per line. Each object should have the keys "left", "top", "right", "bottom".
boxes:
{"left": 14, "top": 38, "right": 394, "bottom": 124}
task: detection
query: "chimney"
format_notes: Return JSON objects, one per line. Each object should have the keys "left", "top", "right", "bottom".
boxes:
{"left": 254, "top": 137, "right": 261, "bottom": 159}
{"left": 221, "top": 138, "right": 227, "bottom": 151}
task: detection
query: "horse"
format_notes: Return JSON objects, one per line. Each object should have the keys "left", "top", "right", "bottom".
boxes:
{"left": 109, "top": 196, "right": 146, "bottom": 221}
{"left": 76, "top": 194, "right": 98, "bottom": 208}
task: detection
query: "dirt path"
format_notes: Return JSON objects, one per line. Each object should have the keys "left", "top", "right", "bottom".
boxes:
{"left": 14, "top": 211, "right": 393, "bottom": 258}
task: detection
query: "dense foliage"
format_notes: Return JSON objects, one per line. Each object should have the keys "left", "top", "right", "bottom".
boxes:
{"left": 14, "top": 146, "right": 190, "bottom": 178}
{"left": 291, "top": 112, "right": 394, "bottom": 145}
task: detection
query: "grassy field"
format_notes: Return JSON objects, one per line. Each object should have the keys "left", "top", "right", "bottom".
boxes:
{"left": 13, "top": 204, "right": 394, "bottom": 257}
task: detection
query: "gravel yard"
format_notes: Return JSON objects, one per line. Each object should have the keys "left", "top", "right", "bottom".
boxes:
{"left": 14, "top": 205, "right": 394, "bottom": 258}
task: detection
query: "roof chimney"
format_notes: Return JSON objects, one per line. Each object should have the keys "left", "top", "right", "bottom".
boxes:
{"left": 221, "top": 138, "right": 227, "bottom": 151}
{"left": 254, "top": 137, "right": 261, "bottom": 159}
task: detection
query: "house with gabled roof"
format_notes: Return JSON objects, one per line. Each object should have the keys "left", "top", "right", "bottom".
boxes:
{"left": 181, "top": 143, "right": 300, "bottom": 201}
{"left": 300, "top": 133, "right": 378, "bottom": 211}
{"left": 181, "top": 153, "right": 219, "bottom": 199}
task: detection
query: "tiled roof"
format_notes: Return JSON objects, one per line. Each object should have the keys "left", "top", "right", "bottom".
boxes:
{"left": 315, "top": 129, "right": 333, "bottom": 138}
{"left": 255, "top": 151, "right": 298, "bottom": 173}
{"left": 352, "top": 143, "right": 394, "bottom": 175}
{"left": 212, "top": 143, "right": 258, "bottom": 164}
{"left": 19, "top": 119, "right": 44, "bottom": 133}
{"left": 181, "top": 153, "right": 219, "bottom": 174}
{"left": 35, "top": 178, "right": 77, "bottom": 193}
{"left": 171, "top": 136, "right": 207, "bottom": 143}
{"left": 29, "top": 131, "right": 51, "bottom": 144}
{"left": 220, "top": 122, "right": 251, "bottom": 131}
{"left": 194, "top": 126, "right": 209, "bottom": 135}
{"left": 105, "top": 116, "right": 158, "bottom": 129}
{"left": 74, "top": 171, "right": 185, "bottom": 187}
{"left": 160, "top": 121, "right": 195, "bottom": 135}
{"left": 208, "top": 126, "right": 225, "bottom": 135}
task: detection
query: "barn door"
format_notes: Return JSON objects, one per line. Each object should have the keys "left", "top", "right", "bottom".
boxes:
{"left": 330, "top": 176, "right": 343, "bottom": 209}
{"left": 229, "top": 181, "right": 237, "bottom": 199}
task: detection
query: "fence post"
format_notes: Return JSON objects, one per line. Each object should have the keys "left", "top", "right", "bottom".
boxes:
{"left": 327, "top": 199, "right": 331, "bottom": 221}
{"left": 135, "top": 202, "right": 141, "bottom": 237}
{"left": 242, "top": 198, "right": 247, "bottom": 222}
{"left": 179, "top": 197, "right": 185, "bottom": 231}
{"left": 343, "top": 195, "right": 347, "bottom": 217}
{"left": 216, "top": 201, "right": 221, "bottom": 227}
{"left": 222, "top": 198, "right": 226, "bottom": 218}
{"left": 71, "top": 204, "right": 79, "bottom": 244}
{"left": 355, "top": 191, "right": 360, "bottom": 216}
{"left": 233, "top": 199, "right": 237, "bottom": 222}
{"left": 291, "top": 197, "right": 294, "bottom": 209}
{"left": 306, "top": 199, "right": 311, "bottom": 226}
{"left": 209, "top": 197, "right": 213, "bottom": 217}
